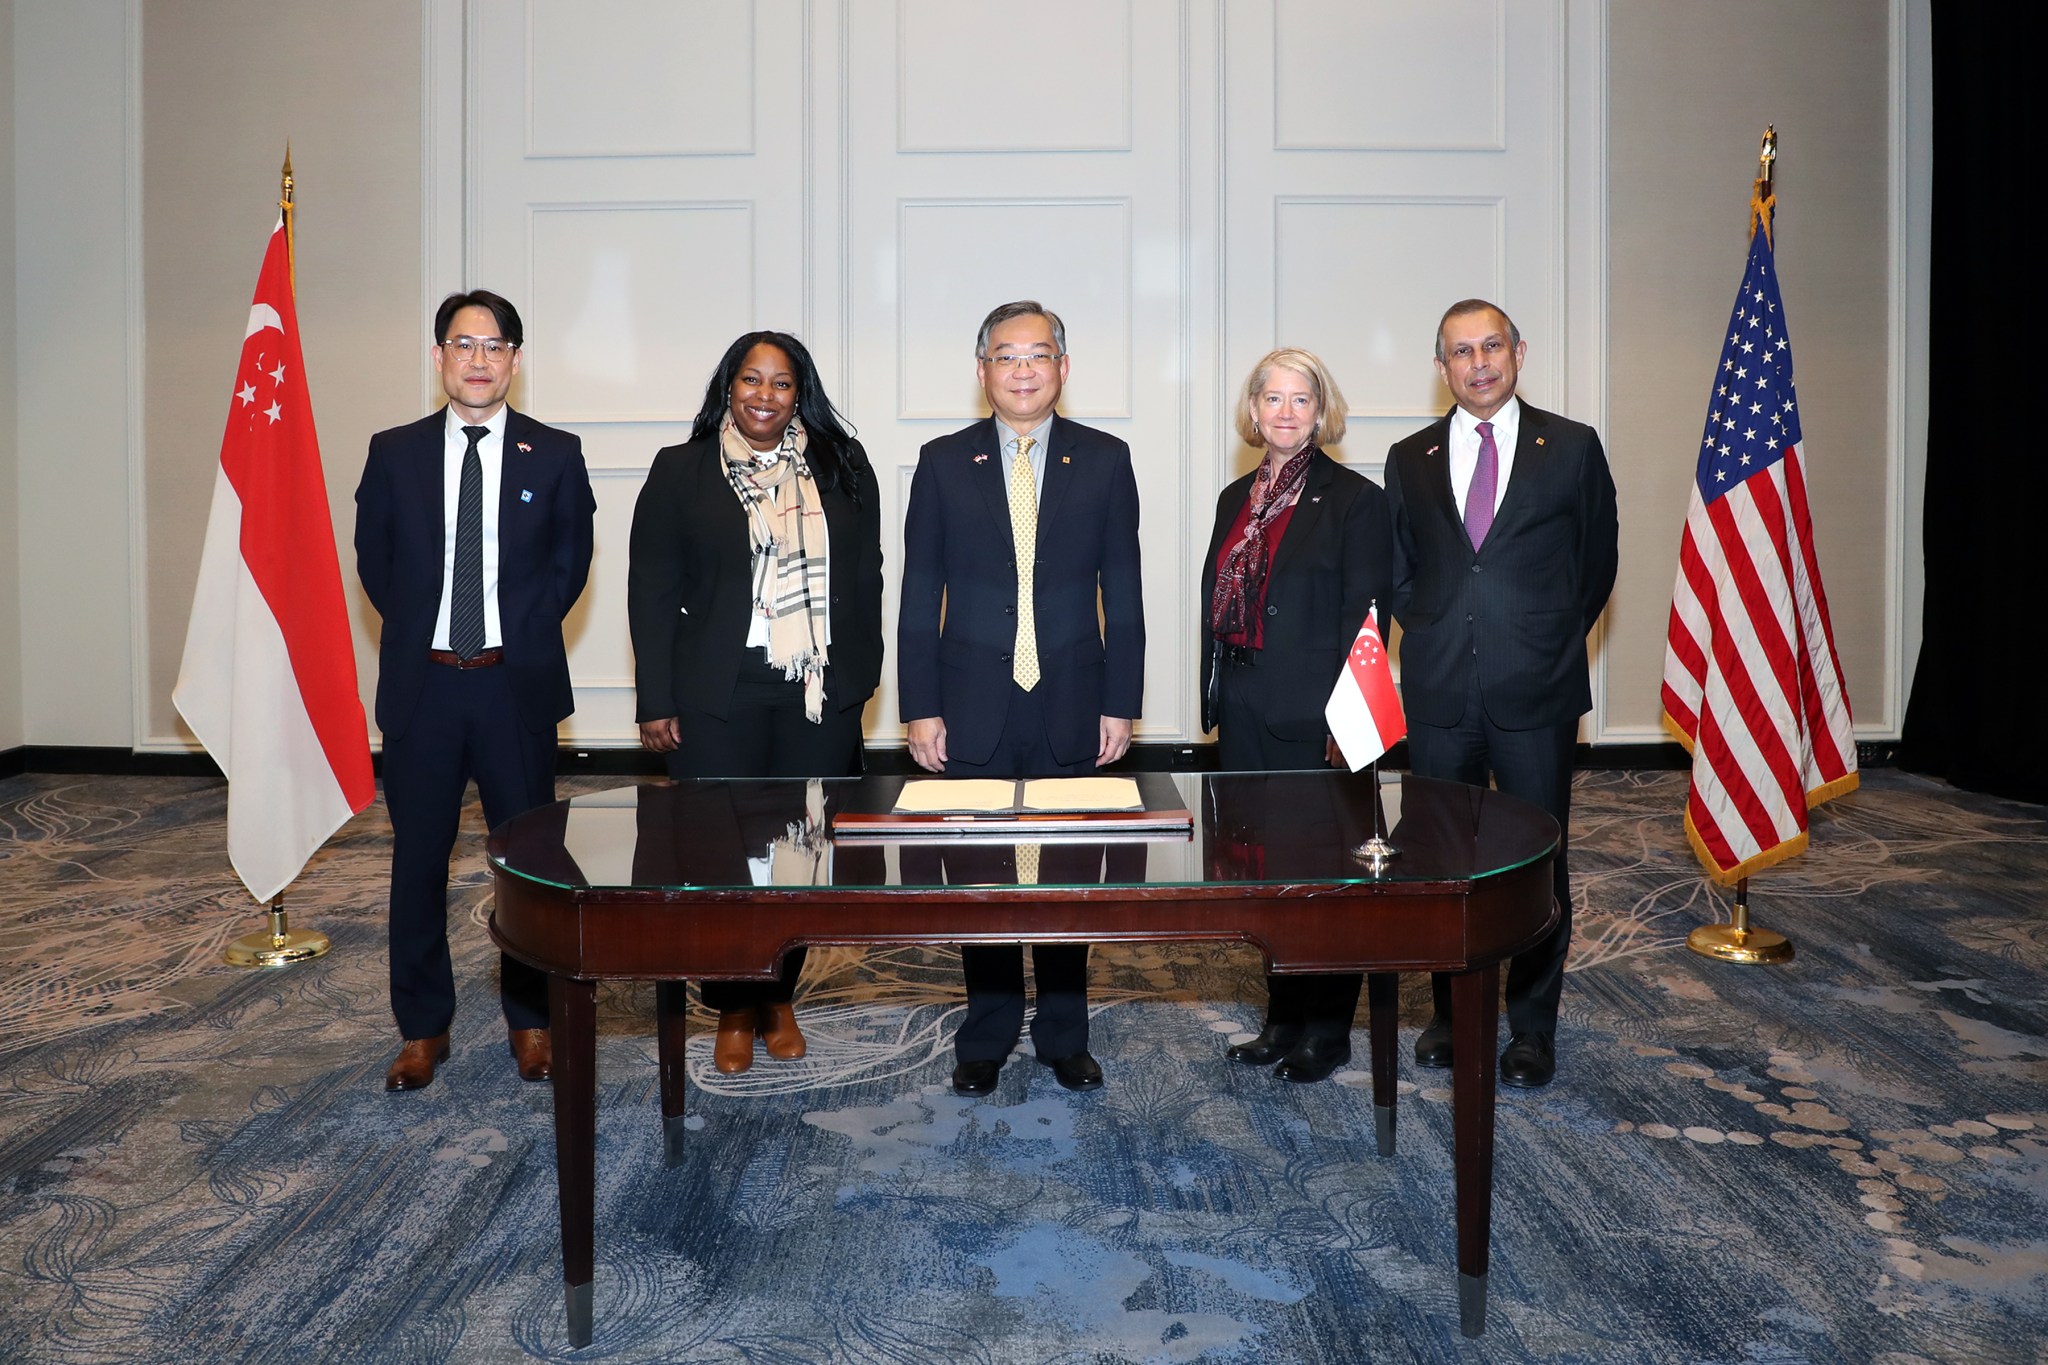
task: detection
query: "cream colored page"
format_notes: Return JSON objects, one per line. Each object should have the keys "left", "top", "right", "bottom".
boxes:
{"left": 892, "top": 779, "right": 1017, "bottom": 814}
{"left": 1019, "top": 777, "right": 1143, "bottom": 812}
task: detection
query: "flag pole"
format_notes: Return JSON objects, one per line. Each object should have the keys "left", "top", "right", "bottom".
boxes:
{"left": 224, "top": 146, "right": 333, "bottom": 970}
{"left": 1349, "top": 758, "right": 1399, "bottom": 873}
{"left": 1684, "top": 126, "right": 1795, "bottom": 968}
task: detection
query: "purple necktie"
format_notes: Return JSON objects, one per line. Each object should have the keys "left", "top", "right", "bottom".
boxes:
{"left": 1464, "top": 420, "right": 1497, "bottom": 550}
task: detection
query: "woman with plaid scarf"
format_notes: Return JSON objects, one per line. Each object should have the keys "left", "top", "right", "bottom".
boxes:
{"left": 628, "top": 332, "right": 883, "bottom": 1073}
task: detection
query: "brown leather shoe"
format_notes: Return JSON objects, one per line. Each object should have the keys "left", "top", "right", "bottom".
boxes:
{"left": 714, "top": 1008, "right": 757, "bottom": 1074}
{"left": 757, "top": 1001, "right": 807, "bottom": 1060}
{"left": 507, "top": 1027, "right": 552, "bottom": 1082}
{"left": 385, "top": 1034, "right": 450, "bottom": 1092}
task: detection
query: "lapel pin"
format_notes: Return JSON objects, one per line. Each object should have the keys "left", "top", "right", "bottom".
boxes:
{"left": 516, "top": 441, "right": 532, "bottom": 453}
{"left": 1426, "top": 445, "right": 1440, "bottom": 456}
{"left": 1061, "top": 455, "right": 1071, "bottom": 464}
{"left": 1311, "top": 495, "right": 1321, "bottom": 503}
{"left": 972, "top": 453, "right": 988, "bottom": 464}
{"left": 520, "top": 489, "right": 532, "bottom": 503}
{"left": 1535, "top": 437, "right": 1546, "bottom": 447}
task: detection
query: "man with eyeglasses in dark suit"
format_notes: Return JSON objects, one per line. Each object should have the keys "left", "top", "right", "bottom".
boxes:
{"left": 354, "top": 289, "right": 595, "bottom": 1093}
{"left": 897, "top": 299, "right": 1146, "bottom": 1097}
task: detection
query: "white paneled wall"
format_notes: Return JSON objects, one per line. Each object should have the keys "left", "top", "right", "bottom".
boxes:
{"left": 447, "top": 0, "right": 1596, "bottom": 746}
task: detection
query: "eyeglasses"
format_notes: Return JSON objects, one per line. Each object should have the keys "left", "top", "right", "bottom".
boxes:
{"left": 440, "top": 336, "right": 519, "bottom": 361}
{"left": 982, "top": 351, "right": 1063, "bottom": 371}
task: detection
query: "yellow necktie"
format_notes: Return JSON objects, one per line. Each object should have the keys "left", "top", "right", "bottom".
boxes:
{"left": 1009, "top": 436, "right": 1040, "bottom": 690}
{"left": 1016, "top": 842, "right": 1040, "bottom": 884}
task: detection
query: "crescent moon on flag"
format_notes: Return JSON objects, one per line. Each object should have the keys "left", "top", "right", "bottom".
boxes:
{"left": 245, "top": 302, "right": 283, "bottom": 339}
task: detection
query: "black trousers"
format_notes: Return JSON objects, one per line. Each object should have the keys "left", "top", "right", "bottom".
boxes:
{"left": 1216, "top": 655, "right": 1361, "bottom": 1040}
{"left": 1406, "top": 671, "right": 1577, "bottom": 1037}
{"left": 662, "top": 663, "right": 863, "bottom": 1012}
{"left": 945, "top": 681, "right": 1096, "bottom": 1063}
{"left": 382, "top": 660, "right": 555, "bottom": 1039}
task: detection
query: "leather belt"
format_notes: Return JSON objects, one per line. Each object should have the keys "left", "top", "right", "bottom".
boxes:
{"left": 428, "top": 647, "right": 504, "bottom": 669}
{"left": 1217, "top": 644, "right": 1259, "bottom": 666}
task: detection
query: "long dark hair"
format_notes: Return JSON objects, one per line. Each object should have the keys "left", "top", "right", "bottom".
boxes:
{"left": 691, "top": 331, "right": 862, "bottom": 499}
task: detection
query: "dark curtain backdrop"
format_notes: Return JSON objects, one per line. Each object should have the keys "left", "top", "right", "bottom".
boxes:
{"left": 1899, "top": 6, "right": 2048, "bottom": 805}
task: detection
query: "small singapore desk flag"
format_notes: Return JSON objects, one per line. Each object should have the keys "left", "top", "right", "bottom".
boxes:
{"left": 1325, "top": 609, "right": 1406, "bottom": 771}
{"left": 173, "top": 212, "right": 374, "bottom": 903}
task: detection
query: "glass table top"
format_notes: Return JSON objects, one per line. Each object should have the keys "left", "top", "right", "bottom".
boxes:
{"left": 490, "top": 771, "right": 1558, "bottom": 894}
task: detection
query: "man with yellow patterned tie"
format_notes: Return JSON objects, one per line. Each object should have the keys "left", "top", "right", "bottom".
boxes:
{"left": 898, "top": 299, "right": 1146, "bottom": 1096}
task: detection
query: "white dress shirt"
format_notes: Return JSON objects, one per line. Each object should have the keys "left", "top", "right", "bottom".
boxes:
{"left": 432, "top": 404, "right": 505, "bottom": 651}
{"left": 1447, "top": 396, "right": 1521, "bottom": 523}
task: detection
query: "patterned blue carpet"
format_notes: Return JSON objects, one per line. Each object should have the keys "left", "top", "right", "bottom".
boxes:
{"left": 0, "top": 769, "right": 2043, "bottom": 1363}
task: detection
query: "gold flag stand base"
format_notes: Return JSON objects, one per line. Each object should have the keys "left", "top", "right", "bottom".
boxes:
{"left": 1687, "top": 877, "right": 1793, "bottom": 965}
{"left": 225, "top": 895, "right": 331, "bottom": 968}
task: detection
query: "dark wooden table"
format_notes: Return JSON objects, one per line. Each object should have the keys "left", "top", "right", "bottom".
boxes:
{"left": 489, "top": 770, "right": 1557, "bottom": 1346}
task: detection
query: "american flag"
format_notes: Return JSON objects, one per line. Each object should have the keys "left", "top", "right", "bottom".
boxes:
{"left": 1660, "top": 204, "right": 1858, "bottom": 884}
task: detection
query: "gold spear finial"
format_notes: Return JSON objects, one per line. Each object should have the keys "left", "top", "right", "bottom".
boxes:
{"left": 1750, "top": 126, "right": 1777, "bottom": 248}
{"left": 281, "top": 143, "right": 297, "bottom": 290}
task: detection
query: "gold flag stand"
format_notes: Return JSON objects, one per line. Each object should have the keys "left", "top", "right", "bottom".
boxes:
{"left": 224, "top": 147, "right": 331, "bottom": 971}
{"left": 226, "top": 892, "right": 332, "bottom": 967}
{"left": 1686, "top": 127, "right": 1794, "bottom": 968}
{"left": 1687, "top": 876, "right": 1793, "bottom": 965}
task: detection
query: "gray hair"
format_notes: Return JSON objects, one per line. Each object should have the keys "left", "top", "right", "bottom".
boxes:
{"left": 976, "top": 300, "right": 1067, "bottom": 358}
{"left": 1434, "top": 298, "right": 1521, "bottom": 363}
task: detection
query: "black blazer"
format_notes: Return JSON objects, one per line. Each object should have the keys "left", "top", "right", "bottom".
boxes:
{"left": 1383, "top": 403, "right": 1619, "bottom": 730}
{"left": 353, "top": 407, "right": 595, "bottom": 739}
{"left": 627, "top": 434, "right": 883, "bottom": 722}
{"left": 1199, "top": 451, "right": 1392, "bottom": 737}
{"left": 897, "top": 415, "right": 1145, "bottom": 767}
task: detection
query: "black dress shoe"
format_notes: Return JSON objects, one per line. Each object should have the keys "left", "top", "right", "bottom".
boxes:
{"left": 1499, "top": 1032, "right": 1556, "bottom": 1089}
{"left": 951, "top": 1059, "right": 1002, "bottom": 1096}
{"left": 1227, "top": 1021, "right": 1304, "bottom": 1066}
{"left": 1274, "top": 1034, "right": 1351, "bottom": 1084}
{"left": 1414, "top": 1016, "right": 1454, "bottom": 1069}
{"left": 1040, "top": 1051, "right": 1104, "bottom": 1092}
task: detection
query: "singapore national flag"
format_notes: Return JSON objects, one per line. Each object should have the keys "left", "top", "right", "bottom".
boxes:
{"left": 173, "top": 216, "right": 373, "bottom": 903}
{"left": 1324, "top": 611, "right": 1407, "bottom": 772}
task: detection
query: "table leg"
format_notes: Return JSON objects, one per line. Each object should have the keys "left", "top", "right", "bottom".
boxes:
{"left": 655, "top": 981, "right": 690, "bottom": 1168}
{"left": 549, "top": 973, "right": 598, "bottom": 1349}
{"left": 1366, "top": 972, "right": 1399, "bottom": 1156}
{"left": 1448, "top": 964, "right": 1500, "bottom": 1338}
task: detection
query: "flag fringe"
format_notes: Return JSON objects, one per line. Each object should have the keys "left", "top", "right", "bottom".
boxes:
{"left": 1806, "top": 769, "right": 1859, "bottom": 810}
{"left": 1684, "top": 808, "right": 1808, "bottom": 887}
{"left": 1660, "top": 710, "right": 1696, "bottom": 754}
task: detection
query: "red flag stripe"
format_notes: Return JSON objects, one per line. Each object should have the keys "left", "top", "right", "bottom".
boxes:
{"left": 217, "top": 230, "right": 373, "bottom": 807}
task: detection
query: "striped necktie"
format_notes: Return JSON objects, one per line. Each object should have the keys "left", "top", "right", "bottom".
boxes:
{"left": 450, "top": 424, "right": 488, "bottom": 658}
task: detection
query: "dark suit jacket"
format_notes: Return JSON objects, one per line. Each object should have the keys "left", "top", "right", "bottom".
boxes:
{"left": 897, "top": 415, "right": 1144, "bottom": 767}
{"left": 626, "top": 435, "right": 884, "bottom": 722}
{"left": 1383, "top": 402, "right": 1618, "bottom": 731}
{"left": 353, "top": 406, "right": 596, "bottom": 740}
{"left": 1198, "top": 450, "right": 1392, "bottom": 737}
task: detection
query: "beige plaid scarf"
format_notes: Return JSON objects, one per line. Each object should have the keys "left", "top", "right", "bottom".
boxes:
{"left": 721, "top": 415, "right": 831, "bottom": 721}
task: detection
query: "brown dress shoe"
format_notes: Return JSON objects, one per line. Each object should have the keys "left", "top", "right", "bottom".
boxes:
{"left": 507, "top": 1027, "right": 552, "bottom": 1082}
{"left": 385, "top": 1034, "right": 450, "bottom": 1092}
{"left": 758, "top": 1001, "right": 807, "bottom": 1060}
{"left": 714, "top": 1008, "right": 757, "bottom": 1074}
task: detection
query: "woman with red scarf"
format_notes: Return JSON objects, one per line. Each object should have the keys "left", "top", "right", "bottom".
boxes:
{"left": 1201, "top": 347, "right": 1392, "bottom": 1083}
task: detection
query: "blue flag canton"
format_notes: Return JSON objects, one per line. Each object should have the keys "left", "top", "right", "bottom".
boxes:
{"left": 1696, "top": 227, "right": 1802, "bottom": 501}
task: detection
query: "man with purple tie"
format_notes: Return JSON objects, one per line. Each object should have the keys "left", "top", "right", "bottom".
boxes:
{"left": 1383, "top": 299, "right": 1618, "bottom": 1088}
